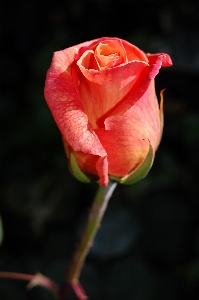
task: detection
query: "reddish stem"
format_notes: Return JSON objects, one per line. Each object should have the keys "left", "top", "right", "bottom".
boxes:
{"left": 0, "top": 271, "right": 59, "bottom": 297}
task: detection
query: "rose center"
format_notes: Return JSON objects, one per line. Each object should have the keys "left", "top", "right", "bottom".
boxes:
{"left": 94, "top": 41, "right": 126, "bottom": 70}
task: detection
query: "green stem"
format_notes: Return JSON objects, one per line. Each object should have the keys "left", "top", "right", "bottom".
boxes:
{"left": 61, "top": 181, "right": 117, "bottom": 300}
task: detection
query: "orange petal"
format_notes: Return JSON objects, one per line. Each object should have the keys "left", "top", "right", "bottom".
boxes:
{"left": 44, "top": 41, "right": 107, "bottom": 157}
{"left": 69, "top": 150, "right": 109, "bottom": 187}
{"left": 96, "top": 156, "right": 109, "bottom": 187}
{"left": 77, "top": 60, "right": 148, "bottom": 128}
{"left": 96, "top": 80, "right": 161, "bottom": 177}
{"left": 121, "top": 39, "right": 149, "bottom": 62}
{"left": 147, "top": 53, "right": 173, "bottom": 67}
{"left": 94, "top": 39, "right": 127, "bottom": 69}
{"left": 104, "top": 53, "right": 170, "bottom": 121}
{"left": 96, "top": 128, "right": 148, "bottom": 177}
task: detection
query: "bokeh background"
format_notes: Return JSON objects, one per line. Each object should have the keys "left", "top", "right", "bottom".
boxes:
{"left": 1, "top": 1, "right": 199, "bottom": 299}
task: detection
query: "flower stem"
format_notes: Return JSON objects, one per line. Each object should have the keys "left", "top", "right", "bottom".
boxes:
{"left": 61, "top": 181, "right": 117, "bottom": 300}
{"left": 0, "top": 271, "right": 59, "bottom": 297}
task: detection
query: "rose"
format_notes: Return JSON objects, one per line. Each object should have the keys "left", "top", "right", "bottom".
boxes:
{"left": 44, "top": 37, "right": 172, "bottom": 187}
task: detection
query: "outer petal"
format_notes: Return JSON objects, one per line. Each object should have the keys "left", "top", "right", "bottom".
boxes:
{"left": 147, "top": 53, "right": 173, "bottom": 67}
{"left": 96, "top": 156, "right": 109, "bottom": 187}
{"left": 44, "top": 40, "right": 107, "bottom": 157}
{"left": 110, "top": 141, "right": 155, "bottom": 184}
{"left": 105, "top": 53, "right": 171, "bottom": 121}
{"left": 67, "top": 148, "right": 109, "bottom": 187}
{"left": 96, "top": 80, "right": 160, "bottom": 177}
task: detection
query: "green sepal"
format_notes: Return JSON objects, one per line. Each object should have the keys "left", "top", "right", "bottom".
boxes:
{"left": 157, "top": 88, "right": 165, "bottom": 148}
{"left": 159, "top": 89, "right": 164, "bottom": 137}
{"left": 110, "top": 141, "right": 154, "bottom": 185}
{"left": 69, "top": 153, "right": 91, "bottom": 183}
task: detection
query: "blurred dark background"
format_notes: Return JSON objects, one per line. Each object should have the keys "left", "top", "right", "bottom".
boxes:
{"left": 1, "top": 1, "right": 199, "bottom": 299}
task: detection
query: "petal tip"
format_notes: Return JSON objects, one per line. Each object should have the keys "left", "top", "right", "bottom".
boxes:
{"left": 161, "top": 54, "right": 173, "bottom": 67}
{"left": 96, "top": 156, "right": 109, "bottom": 187}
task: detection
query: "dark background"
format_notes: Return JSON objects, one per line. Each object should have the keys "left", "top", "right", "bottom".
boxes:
{"left": 1, "top": 1, "right": 199, "bottom": 299}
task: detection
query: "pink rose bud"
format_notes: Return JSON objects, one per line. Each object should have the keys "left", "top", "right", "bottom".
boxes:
{"left": 44, "top": 37, "right": 172, "bottom": 187}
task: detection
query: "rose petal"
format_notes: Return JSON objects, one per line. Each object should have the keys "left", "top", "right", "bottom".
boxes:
{"left": 96, "top": 128, "right": 149, "bottom": 176}
{"left": 70, "top": 149, "right": 99, "bottom": 175}
{"left": 96, "top": 156, "right": 109, "bottom": 186}
{"left": 96, "top": 80, "right": 160, "bottom": 176}
{"left": 121, "top": 39, "right": 149, "bottom": 62}
{"left": 147, "top": 53, "right": 173, "bottom": 67}
{"left": 104, "top": 53, "right": 170, "bottom": 120}
{"left": 94, "top": 39, "right": 127, "bottom": 69}
{"left": 44, "top": 40, "right": 107, "bottom": 157}
{"left": 76, "top": 60, "right": 148, "bottom": 128}
{"left": 78, "top": 49, "right": 96, "bottom": 70}
{"left": 74, "top": 37, "right": 127, "bottom": 61}
{"left": 69, "top": 150, "right": 109, "bottom": 187}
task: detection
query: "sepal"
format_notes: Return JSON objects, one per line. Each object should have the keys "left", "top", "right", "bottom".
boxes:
{"left": 159, "top": 89, "right": 164, "bottom": 140}
{"left": 69, "top": 152, "right": 91, "bottom": 183}
{"left": 110, "top": 141, "right": 154, "bottom": 185}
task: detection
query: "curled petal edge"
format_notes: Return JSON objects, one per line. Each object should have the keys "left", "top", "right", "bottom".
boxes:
{"left": 104, "top": 54, "right": 169, "bottom": 124}
{"left": 110, "top": 141, "right": 154, "bottom": 185}
{"left": 147, "top": 53, "right": 173, "bottom": 67}
{"left": 69, "top": 152, "right": 109, "bottom": 187}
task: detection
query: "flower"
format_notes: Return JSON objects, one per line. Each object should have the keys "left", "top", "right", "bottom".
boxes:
{"left": 44, "top": 37, "right": 172, "bottom": 187}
